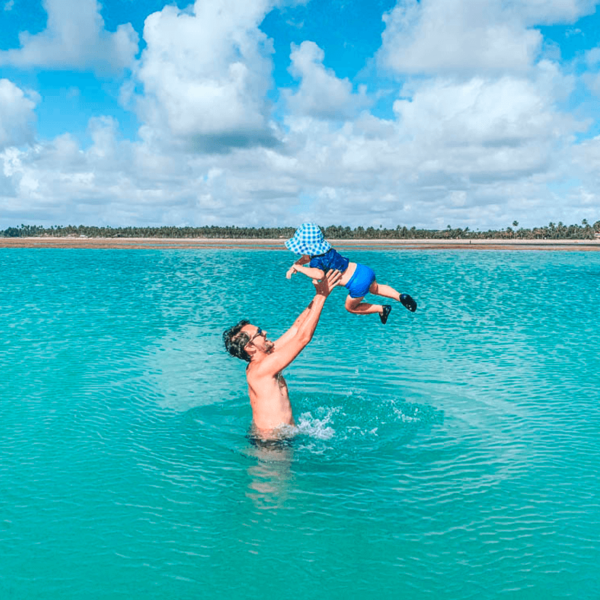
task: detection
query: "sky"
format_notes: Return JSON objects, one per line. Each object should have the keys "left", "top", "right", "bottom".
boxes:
{"left": 1, "top": 0, "right": 600, "bottom": 230}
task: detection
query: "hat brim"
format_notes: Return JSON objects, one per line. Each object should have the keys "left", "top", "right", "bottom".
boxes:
{"left": 285, "top": 237, "right": 331, "bottom": 256}
{"left": 285, "top": 237, "right": 305, "bottom": 254}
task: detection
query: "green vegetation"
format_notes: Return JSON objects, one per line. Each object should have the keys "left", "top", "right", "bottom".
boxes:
{"left": 1, "top": 221, "right": 599, "bottom": 239}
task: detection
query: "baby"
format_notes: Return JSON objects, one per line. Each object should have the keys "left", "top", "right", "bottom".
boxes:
{"left": 285, "top": 223, "right": 417, "bottom": 324}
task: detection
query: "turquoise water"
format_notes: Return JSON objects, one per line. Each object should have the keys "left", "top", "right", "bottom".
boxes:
{"left": 1, "top": 249, "right": 599, "bottom": 600}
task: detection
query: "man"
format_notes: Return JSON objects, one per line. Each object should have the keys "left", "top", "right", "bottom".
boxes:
{"left": 223, "top": 269, "right": 341, "bottom": 438}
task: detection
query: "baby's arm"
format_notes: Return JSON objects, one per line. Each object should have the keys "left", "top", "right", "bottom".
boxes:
{"left": 292, "top": 264, "right": 326, "bottom": 280}
{"left": 286, "top": 255, "right": 312, "bottom": 279}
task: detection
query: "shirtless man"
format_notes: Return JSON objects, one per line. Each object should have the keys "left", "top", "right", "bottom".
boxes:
{"left": 223, "top": 269, "right": 341, "bottom": 438}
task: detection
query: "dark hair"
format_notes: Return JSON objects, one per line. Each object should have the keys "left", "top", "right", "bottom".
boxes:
{"left": 223, "top": 319, "right": 252, "bottom": 362}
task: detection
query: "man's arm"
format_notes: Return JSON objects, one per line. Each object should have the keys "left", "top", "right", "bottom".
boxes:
{"left": 257, "top": 270, "right": 341, "bottom": 376}
{"left": 276, "top": 259, "right": 339, "bottom": 345}
{"left": 274, "top": 303, "right": 313, "bottom": 346}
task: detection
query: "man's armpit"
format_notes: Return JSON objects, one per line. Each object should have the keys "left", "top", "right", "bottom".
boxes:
{"left": 256, "top": 343, "right": 304, "bottom": 376}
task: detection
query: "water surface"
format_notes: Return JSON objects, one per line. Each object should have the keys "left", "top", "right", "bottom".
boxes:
{"left": 1, "top": 249, "right": 599, "bottom": 599}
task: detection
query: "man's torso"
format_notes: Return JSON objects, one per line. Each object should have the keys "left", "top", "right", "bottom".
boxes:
{"left": 246, "top": 365, "right": 294, "bottom": 433}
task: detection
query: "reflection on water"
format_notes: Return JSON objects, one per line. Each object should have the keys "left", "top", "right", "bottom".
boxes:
{"left": 244, "top": 434, "right": 294, "bottom": 510}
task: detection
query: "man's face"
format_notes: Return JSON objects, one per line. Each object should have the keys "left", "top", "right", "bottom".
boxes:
{"left": 242, "top": 325, "right": 275, "bottom": 355}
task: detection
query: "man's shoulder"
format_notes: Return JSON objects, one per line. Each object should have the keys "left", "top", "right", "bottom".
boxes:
{"left": 246, "top": 354, "right": 282, "bottom": 380}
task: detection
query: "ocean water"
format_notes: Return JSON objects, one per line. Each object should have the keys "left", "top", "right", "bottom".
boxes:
{"left": 1, "top": 248, "right": 599, "bottom": 600}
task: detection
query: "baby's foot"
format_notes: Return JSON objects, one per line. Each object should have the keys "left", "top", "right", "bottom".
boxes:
{"left": 380, "top": 305, "right": 392, "bottom": 324}
{"left": 400, "top": 293, "right": 417, "bottom": 312}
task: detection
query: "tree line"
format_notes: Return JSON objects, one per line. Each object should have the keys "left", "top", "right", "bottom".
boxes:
{"left": 1, "top": 221, "right": 599, "bottom": 240}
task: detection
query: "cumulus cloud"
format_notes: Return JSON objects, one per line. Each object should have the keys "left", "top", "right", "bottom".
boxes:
{"left": 133, "top": 0, "right": 279, "bottom": 152}
{"left": 510, "top": 0, "right": 599, "bottom": 25}
{"left": 0, "top": 114, "right": 301, "bottom": 227}
{"left": 273, "top": 58, "right": 586, "bottom": 228}
{"left": 285, "top": 41, "right": 369, "bottom": 119}
{"left": 572, "top": 135, "right": 600, "bottom": 189}
{"left": 393, "top": 66, "right": 576, "bottom": 153}
{"left": 585, "top": 46, "right": 600, "bottom": 67}
{"left": 0, "top": 0, "right": 138, "bottom": 73}
{"left": 582, "top": 72, "right": 600, "bottom": 95}
{"left": 582, "top": 46, "right": 600, "bottom": 95}
{"left": 378, "top": 0, "right": 600, "bottom": 77}
{"left": 2, "top": 0, "right": 598, "bottom": 230}
{"left": 378, "top": 0, "right": 541, "bottom": 76}
{"left": 1, "top": 58, "right": 590, "bottom": 232}
{"left": 0, "top": 79, "right": 38, "bottom": 150}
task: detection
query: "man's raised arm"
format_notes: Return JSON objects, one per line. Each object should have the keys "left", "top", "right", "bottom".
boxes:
{"left": 274, "top": 304, "right": 313, "bottom": 347}
{"left": 258, "top": 270, "right": 341, "bottom": 375}
{"left": 275, "top": 269, "right": 341, "bottom": 347}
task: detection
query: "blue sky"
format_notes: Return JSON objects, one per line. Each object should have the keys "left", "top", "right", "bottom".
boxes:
{"left": 1, "top": 0, "right": 600, "bottom": 229}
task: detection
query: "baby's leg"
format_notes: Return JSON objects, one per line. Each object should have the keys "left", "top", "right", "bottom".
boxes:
{"left": 369, "top": 280, "right": 400, "bottom": 299}
{"left": 370, "top": 280, "right": 417, "bottom": 312}
{"left": 345, "top": 295, "right": 382, "bottom": 315}
{"left": 345, "top": 295, "right": 392, "bottom": 324}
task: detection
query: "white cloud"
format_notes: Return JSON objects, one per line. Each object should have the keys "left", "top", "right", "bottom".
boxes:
{"left": 0, "top": 0, "right": 138, "bottom": 73}
{"left": 133, "top": 0, "right": 279, "bottom": 152}
{"left": 285, "top": 41, "right": 369, "bottom": 119}
{"left": 0, "top": 79, "right": 38, "bottom": 150}
{"left": 509, "top": 0, "right": 599, "bottom": 25}
{"left": 378, "top": 0, "right": 599, "bottom": 77}
{"left": 393, "top": 66, "right": 576, "bottom": 153}
{"left": 1, "top": 0, "right": 598, "bottom": 230}
{"left": 572, "top": 135, "right": 600, "bottom": 183}
{"left": 586, "top": 46, "right": 600, "bottom": 67}
{"left": 2, "top": 59, "right": 590, "bottom": 232}
{"left": 274, "top": 59, "right": 587, "bottom": 228}
{"left": 378, "top": 0, "right": 542, "bottom": 76}
{"left": 3, "top": 0, "right": 15, "bottom": 11}
{"left": 582, "top": 72, "right": 600, "bottom": 95}
{"left": 582, "top": 46, "right": 600, "bottom": 96}
{"left": 0, "top": 115, "right": 300, "bottom": 227}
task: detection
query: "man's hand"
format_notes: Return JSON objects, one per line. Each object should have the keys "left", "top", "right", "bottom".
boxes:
{"left": 286, "top": 266, "right": 296, "bottom": 280}
{"left": 313, "top": 269, "right": 342, "bottom": 297}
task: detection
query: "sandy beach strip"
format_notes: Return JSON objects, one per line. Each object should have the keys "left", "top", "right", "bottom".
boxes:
{"left": 1, "top": 237, "right": 599, "bottom": 251}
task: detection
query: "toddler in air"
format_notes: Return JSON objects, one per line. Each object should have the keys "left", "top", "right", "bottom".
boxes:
{"left": 285, "top": 223, "right": 417, "bottom": 324}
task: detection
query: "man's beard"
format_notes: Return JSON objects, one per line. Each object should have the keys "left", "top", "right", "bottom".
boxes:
{"left": 265, "top": 341, "right": 275, "bottom": 353}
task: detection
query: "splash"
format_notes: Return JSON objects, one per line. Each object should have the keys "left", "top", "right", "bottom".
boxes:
{"left": 295, "top": 407, "right": 341, "bottom": 440}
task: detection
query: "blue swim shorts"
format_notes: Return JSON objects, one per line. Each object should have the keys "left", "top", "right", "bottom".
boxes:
{"left": 345, "top": 263, "right": 376, "bottom": 298}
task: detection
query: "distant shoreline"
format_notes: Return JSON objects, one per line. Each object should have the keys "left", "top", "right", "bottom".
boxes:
{"left": 2, "top": 237, "right": 600, "bottom": 251}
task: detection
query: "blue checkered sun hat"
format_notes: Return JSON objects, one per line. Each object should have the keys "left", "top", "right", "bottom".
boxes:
{"left": 285, "top": 223, "right": 331, "bottom": 256}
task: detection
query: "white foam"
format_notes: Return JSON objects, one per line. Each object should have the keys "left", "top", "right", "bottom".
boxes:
{"left": 295, "top": 408, "right": 340, "bottom": 440}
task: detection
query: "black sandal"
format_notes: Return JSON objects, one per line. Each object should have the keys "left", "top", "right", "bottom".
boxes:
{"left": 400, "top": 293, "right": 417, "bottom": 312}
{"left": 380, "top": 305, "right": 392, "bottom": 324}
